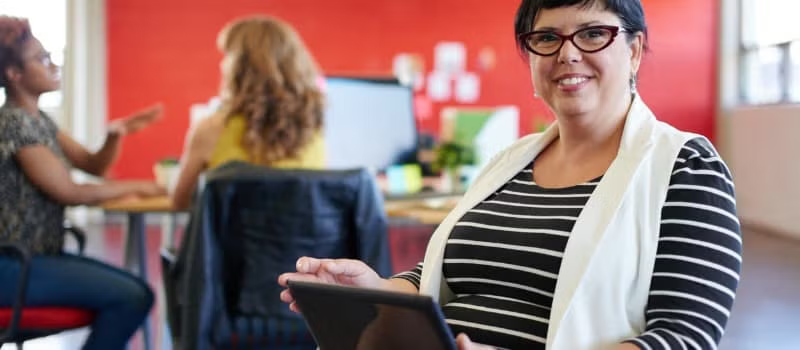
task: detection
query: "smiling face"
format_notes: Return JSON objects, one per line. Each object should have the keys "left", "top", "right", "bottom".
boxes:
{"left": 527, "top": 4, "right": 643, "bottom": 120}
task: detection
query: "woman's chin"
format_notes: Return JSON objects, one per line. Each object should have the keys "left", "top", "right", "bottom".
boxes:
{"left": 553, "top": 100, "right": 592, "bottom": 118}
{"left": 47, "top": 81, "right": 62, "bottom": 92}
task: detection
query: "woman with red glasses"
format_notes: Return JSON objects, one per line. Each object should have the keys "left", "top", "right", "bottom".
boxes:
{"left": 0, "top": 16, "right": 164, "bottom": 349}
{"left": 279, "top": 1, "right": 741, "bottom": 349}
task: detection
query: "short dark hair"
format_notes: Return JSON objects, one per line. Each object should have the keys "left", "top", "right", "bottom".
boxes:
{"left": 514, "top": 0, "right": 649, "bottom": 56}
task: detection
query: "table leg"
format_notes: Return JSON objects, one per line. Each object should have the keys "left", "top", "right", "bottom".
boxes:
{"left": 160, "top": 213, "right": 178, "bottom": 250}
{"left": 124, "top": 213, "right": 153, "bottom": 350}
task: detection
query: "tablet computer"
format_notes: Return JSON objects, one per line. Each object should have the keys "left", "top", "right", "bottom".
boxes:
{"left": 287, "top": 280, "right": 457, "bottom": 350}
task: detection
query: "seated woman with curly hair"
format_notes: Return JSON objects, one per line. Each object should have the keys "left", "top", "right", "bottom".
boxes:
{"left": 0, "top": 15, "right": 163, "bottom": 349}
{"left": 170, "top": 15, "right": 325, "bottom": 210}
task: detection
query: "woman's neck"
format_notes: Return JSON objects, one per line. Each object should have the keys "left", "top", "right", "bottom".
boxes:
{"left": 6, "top": 92, "right": 40, "bottom": 117}
{"left": 554, "top": 95, "right": 633, "bottom": 160}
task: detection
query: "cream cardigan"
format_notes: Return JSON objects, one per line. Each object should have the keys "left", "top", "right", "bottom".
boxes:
{"left": 418, "top": 95, "right": 704, "bottom": 350}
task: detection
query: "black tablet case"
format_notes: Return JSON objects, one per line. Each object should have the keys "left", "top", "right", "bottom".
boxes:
{"left": 287, "top": 280, "right": 457, "bottom": 350}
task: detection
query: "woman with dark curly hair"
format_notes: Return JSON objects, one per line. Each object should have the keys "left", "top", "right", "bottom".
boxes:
{"left": 0, "top": 16, "right": 163, "bottom": 349}
{"left": 170, "top": 15, "right": 325, "bottom": 210}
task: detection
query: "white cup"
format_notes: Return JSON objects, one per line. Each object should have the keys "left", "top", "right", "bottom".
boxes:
{"left": 153, "top": 162, "right": 180, "bottom": 193}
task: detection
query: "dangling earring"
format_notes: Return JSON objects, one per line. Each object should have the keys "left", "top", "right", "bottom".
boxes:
{"left": 630, "top": 73, "right": 638, "bottom": 95}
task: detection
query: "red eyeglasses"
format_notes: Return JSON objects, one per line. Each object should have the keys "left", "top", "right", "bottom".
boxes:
{"left": 518, "top": 25, "right": 625, "bottom": 56}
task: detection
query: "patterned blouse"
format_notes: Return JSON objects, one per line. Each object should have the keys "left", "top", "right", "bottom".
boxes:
{"left": 0, "top": 104, "right": 70, "bottom": 254}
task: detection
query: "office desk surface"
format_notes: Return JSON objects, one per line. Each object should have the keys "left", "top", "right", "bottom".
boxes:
{"left": 102, "top": 194, "right": 457, "bottom": 225}
{"left": 102, "top": 195, "right": 175, "bottom": 213}
{"left": 384, "top": 196, "right": 458, "bottom": 225}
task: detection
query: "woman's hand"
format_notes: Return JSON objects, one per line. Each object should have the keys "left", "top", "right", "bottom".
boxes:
{"left": 456, "top": 334, "right": 495, "bottom": 350}
{"left": 277, "top": 257, "right": 389, "bottom": 313}
{"left": 108, "top": 104, "right": 163, "bottom": 136}
{"left": 131, "top": 181, "right": 167, "bottom": 197}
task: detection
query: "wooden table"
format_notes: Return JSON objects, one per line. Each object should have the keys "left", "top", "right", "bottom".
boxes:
{"left": 384, "top": 197, "right": 458, "bottom": 225}
{"left": 102, "top": 193, "right": 458, "bottom": 258}
{"left": 101, "top": 195, "right": 173, "bottom": 213}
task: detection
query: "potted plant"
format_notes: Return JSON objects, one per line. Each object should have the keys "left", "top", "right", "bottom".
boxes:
{"left": 153, "top": 157, "right": 180, "bottom": 188}
{"left": 432, "top": 141, "right": 475, "bottom": 192}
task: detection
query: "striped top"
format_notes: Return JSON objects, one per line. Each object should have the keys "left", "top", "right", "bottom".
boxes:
{"left": 394, "top": 138, "right": 741, "bottom": 350}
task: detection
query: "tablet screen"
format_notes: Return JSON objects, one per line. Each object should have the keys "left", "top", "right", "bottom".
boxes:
{"left": 287, "top": 280, "right": 457, "bottom": 350}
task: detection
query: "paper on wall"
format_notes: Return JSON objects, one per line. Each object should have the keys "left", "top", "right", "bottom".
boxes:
{"left": 427, "top": 71, "right": 451, "bottom": 102}
{"left": 454, "top": 72, "right": 480, "bottom": 103}
{"left": 434, "top": 41, "right": 466, "bottom": 75}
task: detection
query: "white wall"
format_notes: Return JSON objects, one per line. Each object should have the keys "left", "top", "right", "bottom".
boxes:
{"left": 717, "top": 0, "right": 800, "bottom": 240}
{"left": 726, "top": 106, "right": 800, "bottom": 238}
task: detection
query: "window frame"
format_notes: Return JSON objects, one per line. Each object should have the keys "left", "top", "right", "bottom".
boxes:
{"left": 738, "top": 0, "right": 800, "bottom": 105}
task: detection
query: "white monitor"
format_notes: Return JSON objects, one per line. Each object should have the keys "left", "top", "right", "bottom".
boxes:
{"left": 323, "top": 77, "right": 418, "bottom": 172}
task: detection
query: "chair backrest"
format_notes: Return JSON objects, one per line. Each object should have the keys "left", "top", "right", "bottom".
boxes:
{"left": 177, "top": 161, "right": 392, "bottom": 349}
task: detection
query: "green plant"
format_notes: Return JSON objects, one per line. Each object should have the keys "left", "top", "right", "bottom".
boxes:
{"left": 157, "top": 157, "right": 179, "bottom": 166}
{"left": 432, "top": 141, "right": 475, "bottom": 173}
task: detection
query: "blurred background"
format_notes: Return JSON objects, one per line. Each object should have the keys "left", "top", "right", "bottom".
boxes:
{"left": 1, "top": 0, "right": 798, "bottom": 349}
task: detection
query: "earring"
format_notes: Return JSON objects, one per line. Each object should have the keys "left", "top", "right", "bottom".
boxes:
{"left": 629, "top": 74, "right": 638, "bottom": 95}
{"left": 533, "top": 90, "right": 540, "bottom": 98}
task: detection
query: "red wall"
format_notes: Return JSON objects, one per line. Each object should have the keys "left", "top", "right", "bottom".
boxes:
{"left": 107, "top": 0, "right": 717, "bottom": 179}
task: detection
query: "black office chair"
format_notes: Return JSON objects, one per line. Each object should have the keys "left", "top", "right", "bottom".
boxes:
{"left": 163, "top": 162, "right": 392, "bottom": 350}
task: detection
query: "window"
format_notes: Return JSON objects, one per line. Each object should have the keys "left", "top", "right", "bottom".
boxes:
{"left": 0, "top": 0, "right": 66, "bottom": 109}
{"left": 740, "top": 0, "right": 800, "bottom": 104}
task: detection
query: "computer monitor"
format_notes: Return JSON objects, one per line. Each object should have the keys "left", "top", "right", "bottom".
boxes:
{"left": 322, "top": 76, "right": 418, "bottom": 172}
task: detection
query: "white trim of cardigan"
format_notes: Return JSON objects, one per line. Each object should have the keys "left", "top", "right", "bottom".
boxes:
{"left": 418, "top": 95, "right": 703, "bottom": 349}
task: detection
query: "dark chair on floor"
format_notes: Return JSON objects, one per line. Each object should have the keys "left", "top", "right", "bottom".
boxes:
{"left": 0, "top": 226, "right": 94, "bottom": 349}
{"left": 163, "top": 161, "right": 392, "bottom": 350}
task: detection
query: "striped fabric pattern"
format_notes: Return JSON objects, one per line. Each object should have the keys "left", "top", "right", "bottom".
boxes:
{"left": 393, "top": 138, "right": 741, "bottom": 350}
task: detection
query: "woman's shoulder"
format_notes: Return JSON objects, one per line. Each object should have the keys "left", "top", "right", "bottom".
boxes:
{"left": 0, "top": 106, "right": 51, "bottom": 147}
{"left": 674, "top": 137, "right": 729, "bottom": 172}
{"left": 182, "top": 113, "right": 227, "bottom": 157}
{"left": 679, "top": 137, "right": 718, "bottom": 158}
{"left": 669, "top": 137, "right": 735, "bottom": 196}
{"left": 0, "top": 105, "right": 28, "bottom": 127}
{"left": 191, "top": 113, "right": 227, "bottom": 139}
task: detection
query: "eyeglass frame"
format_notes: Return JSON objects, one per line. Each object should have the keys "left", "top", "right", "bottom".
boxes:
{"left": 23, "top": 51, "right": 53, "bottom": 67}
{"left": 517, "top": 25, "right": 627, "bottom": 57}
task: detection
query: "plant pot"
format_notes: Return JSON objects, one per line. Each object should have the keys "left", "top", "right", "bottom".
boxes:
{"left": 440, "top": 167, "right": 463, "bottom": 193}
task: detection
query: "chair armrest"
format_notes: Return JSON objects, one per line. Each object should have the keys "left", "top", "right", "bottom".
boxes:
{"left": 62, "top": 224, "right": 87, "bottom": 255}
{"left": 0, "top": 243, "right": 32, "bottom": 342}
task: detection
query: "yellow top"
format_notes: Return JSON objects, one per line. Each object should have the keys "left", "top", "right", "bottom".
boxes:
{"left": 208, "top": 116, "right": 325, "bottom": 169}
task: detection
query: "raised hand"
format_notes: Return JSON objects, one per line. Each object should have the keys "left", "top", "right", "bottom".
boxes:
{"left": 108, "top": 104, "right": 163, "bottom": 136}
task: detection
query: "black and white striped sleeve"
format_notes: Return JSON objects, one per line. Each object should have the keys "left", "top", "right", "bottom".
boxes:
{"left": 392, "top": 262, "right": 424, "bottom": 290}
{"left": 627, "top": 138, "right": 742, "bottom": 350}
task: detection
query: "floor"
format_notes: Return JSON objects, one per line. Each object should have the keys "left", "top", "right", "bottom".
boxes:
{"left": 718, "top": 226, "right": 800, "bottom": 350}
{"left": 3, "top": 216, "right": 799, "bottom": 350}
